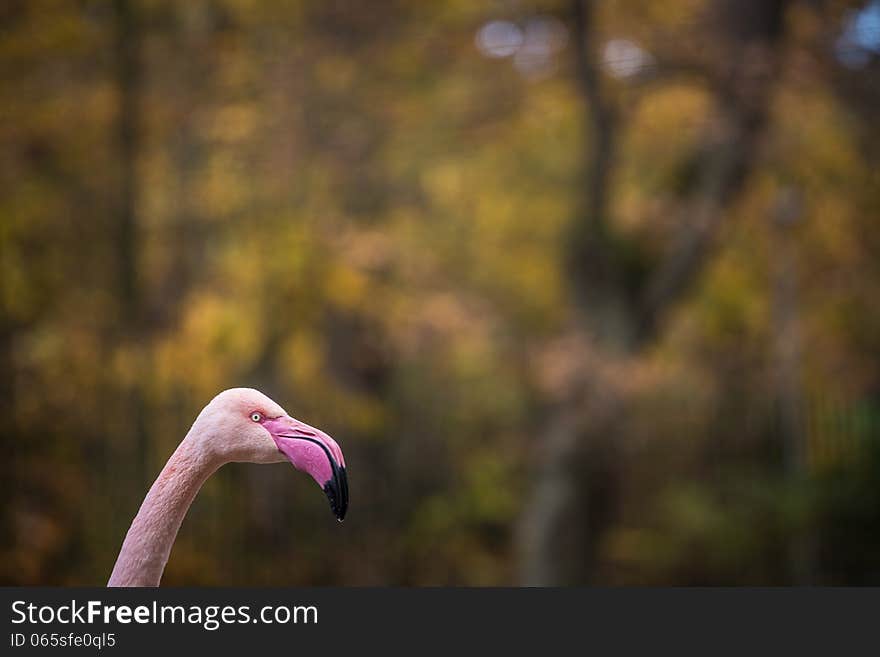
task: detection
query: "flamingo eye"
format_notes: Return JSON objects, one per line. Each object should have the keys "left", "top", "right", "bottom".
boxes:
{"left": 250, "top": 412, "right": 263, "bottom": 422}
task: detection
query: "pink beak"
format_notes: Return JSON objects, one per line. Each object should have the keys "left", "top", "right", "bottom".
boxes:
{"left": 262, "top": 415, "right": 348, "bottom": 521}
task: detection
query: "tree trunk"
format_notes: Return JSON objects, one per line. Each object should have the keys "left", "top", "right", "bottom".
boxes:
{"left": 518, "top": 0, "right": 792, "bottom": 585}
{"left": 113, "top": 0, "right": 152, "bottom": 493}
{"left": 769, "top": 187, "right": 814, "bottom": 583}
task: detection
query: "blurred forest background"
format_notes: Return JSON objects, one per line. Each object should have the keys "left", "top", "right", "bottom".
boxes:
{"left": 2, "top": 0, "right": 880, "bottom": 586}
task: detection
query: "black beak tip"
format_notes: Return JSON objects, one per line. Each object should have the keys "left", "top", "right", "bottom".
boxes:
{"left": 323, "top": 466, "right": 348, "bottom": 521}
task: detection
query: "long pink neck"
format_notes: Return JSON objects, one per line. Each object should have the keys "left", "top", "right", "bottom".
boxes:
{"left": 108, "top": 433, "right": 219, "bottom": 587}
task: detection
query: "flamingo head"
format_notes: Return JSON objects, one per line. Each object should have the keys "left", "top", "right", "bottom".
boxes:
{"left": 195, "top": 388, "right": 348, "bottom": 521}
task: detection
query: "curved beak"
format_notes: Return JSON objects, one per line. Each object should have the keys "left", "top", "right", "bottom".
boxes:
{"left": 324, "top": 460, "right": 349, "bottom": 521}
{"left": 263, "top": 415, "right": 348, "bottom": 521}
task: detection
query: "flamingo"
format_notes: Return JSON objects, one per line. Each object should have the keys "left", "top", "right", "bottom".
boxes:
{"left": 107, "top": 388, "right": 348, "bottom": 587}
